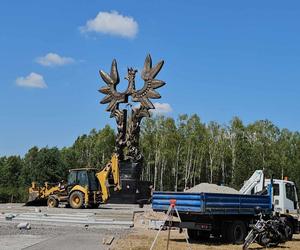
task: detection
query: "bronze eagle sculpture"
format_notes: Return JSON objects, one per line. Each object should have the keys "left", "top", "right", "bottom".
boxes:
{"left": 99, "top": 54, "right": 166, "bottom": 161}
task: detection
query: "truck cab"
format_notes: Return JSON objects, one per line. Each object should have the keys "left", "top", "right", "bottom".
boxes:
{"left": 240, "top": 170, "right": 300, "bottom": 236}
{"left": 266, "top": 179, "right": 299, "bottom": 216}
{"left": 239, "top": 170, "right": 299, "bottom": 217}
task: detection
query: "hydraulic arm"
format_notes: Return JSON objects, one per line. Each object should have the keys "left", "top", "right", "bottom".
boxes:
{"left": 96, "top": 153, "right": 121, "bottom": 203}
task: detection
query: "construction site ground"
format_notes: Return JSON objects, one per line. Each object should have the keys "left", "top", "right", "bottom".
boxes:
{"left": 1, "top": 203, "right": 299, "bottom": 250}
{"left": 0, "top": 203, "right": 137, "bottom": 250}
{"left": 114, "top": 227, "right": 300, "bottom": 250}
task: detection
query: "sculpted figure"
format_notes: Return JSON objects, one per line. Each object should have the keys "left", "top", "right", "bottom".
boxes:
{"left": 99, "top": 54, "right": 165, "bottom": 163}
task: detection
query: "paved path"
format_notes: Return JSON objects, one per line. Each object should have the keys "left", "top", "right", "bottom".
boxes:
{"left": 24, "top": 232, "right": 109, "bottom": 250}
{"left": 1, "top": 235, "right": 50, "bottom": 250}
{"left": 0, "top": 203, "right": 146, "bottom": 228}
{"left": 0, "top": 203, "right": 147, "bottom": 250}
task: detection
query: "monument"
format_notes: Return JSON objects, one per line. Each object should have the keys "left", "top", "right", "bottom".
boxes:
{"left": 99, "top": 54, "right": 165, "bottom": 203}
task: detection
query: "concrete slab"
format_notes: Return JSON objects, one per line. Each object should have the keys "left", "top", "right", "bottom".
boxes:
{"left": 0, "top": 203, "right": 146, "bottom": 249}
{"left": 24, "top": 233, "right": 108, "bottom": 250}
{"left": 0, "top": 203, "right": 140, "bottom": 229}
{"left": 0, "top": 235, "right": 50, "bottom": 250}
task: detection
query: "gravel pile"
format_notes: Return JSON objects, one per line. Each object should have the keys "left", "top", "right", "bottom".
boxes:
{"left": 185, "top": 183, "right": 239, "bottom": 194}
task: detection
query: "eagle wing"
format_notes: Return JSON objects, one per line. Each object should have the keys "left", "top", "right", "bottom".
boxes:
{"left": 132, "top": 54, "right": 166, "bottom": 109}
{"left": 98, "top": 59, "right": 126, "bottom": 112}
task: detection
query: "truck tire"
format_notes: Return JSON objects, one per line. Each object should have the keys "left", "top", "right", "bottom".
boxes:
{"left": 47, "top": 196, "right": 58, "bottom": 208}
{"left": 69, "top": 191, "right": 84, "bottom": 209}
{"left": 187, "top": 229, "right": 210, "bottom": 241}
{"left": 280, "top": 216, "right": 293, "bottom": 240}
{"left": 198, "top": 231, "right": 210, "bottom": 241}
{"left": 285, "top": 222, "right": 293, "bottom": 240}
{"left": 227, "top": 221, "right": 247, "bottom": 244}
{"left": 187, "top": 229, "right": 197, "bottom": 240}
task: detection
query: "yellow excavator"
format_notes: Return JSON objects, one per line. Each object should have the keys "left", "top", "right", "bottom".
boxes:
{"left": 27, "top": 154, "right": 121, "bottom": 209}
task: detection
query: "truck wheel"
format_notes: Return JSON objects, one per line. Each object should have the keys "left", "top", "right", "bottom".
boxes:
{"left": 285, "top": 222, "right": 293, "bottom": 240}
{"left": 47, "top": 196, "right": 58, "bottom": 208}
{"left": 227, "top": 221, "right": 247, "bottom": 244}
{"left": 187, "top": 229, "right": 210, "bottom": 241}
{"left": 187, "top": 229, "right": 197, "bottom": 241}
{"left": 281, "top": 217, "right": 293, "bottom": 240}
{"left": 198, "top": 231, "right": 210, "bottom": 241}
{"left": 69, "top": 191, "right": 84, "bottom": 209}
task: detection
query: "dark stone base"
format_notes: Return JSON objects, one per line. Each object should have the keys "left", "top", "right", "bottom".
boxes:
{"left": 119, "top": 160, "right": 143, "bottom": 180}
{"left": 109, "top": 179, "right": 152, "bottom": 204}
{"left": 108, "top": 160, "right": 151, "bottom": 204}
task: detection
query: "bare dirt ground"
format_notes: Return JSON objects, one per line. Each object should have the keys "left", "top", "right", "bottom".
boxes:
{"left": 113, "top": 228, "right": 300, "bottom": 250}
{"left": 113, "top": 208, "right": 300, "bottom": 250}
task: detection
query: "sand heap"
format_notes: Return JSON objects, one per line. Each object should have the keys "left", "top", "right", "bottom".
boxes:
{"left": 185, "top": 183, "right": 239, "bottom": 194}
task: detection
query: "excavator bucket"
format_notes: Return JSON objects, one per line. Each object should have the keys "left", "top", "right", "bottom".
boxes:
{"left": 25, "top": 192, "right": 43, "bottom": 206}
{"left": 27, "top": 190, "right": 40, "bottom": 203}
{"left": 25, "top": 182, "right": 46, "bottom": 206}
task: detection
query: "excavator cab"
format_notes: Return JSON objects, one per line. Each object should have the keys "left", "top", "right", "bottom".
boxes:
{"left": 65, "top": 168, "right": 102, "bottom": 209}
{"left": 67, "top": 168, "right": 99, "bottom": 192}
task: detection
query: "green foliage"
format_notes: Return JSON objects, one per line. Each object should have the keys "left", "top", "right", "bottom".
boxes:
{"left": 0, "top": 126, "right": 115, "bottom": 203}
{"left": 140, "top": 115, "right": 300, "bottom": 194}
{"left": 1, "top": 115, "right": 300, "bottom": 202}
{"left": 0, "top": 156, "right": 23, "bottom": 202}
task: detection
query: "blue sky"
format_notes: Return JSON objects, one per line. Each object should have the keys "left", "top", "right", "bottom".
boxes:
{"left": 1, "top": 1, "right": 300, "bottom": 156}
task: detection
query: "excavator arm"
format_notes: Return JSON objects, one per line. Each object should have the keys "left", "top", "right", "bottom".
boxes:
{"left": 96, "top": 153, "right": 121, "bottom": 203}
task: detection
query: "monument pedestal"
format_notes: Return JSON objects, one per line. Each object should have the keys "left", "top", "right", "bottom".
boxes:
{"left": 109, "top": 161, "right": 152, "bottom": 204}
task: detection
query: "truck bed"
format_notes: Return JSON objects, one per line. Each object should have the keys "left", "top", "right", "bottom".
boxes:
{"left": 152, "top": 191, "right": 272, "bottom": 215}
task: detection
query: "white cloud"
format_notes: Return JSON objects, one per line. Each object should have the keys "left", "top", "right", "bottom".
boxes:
{"left": 16, "top": 72, "right": 47, "bottom": 88}
{"left": 36, "top": 53, "right": 75, "bottom": 67}
{"left": 80, "top": 11, "right": 138, "bottom": 38}
{"left": 151, "top": 102, "right": 173, "bottom": 115}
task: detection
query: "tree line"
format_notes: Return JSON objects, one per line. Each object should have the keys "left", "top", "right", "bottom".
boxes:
{"left": 1, "top": 115, "right": 300, "bottom": 203}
